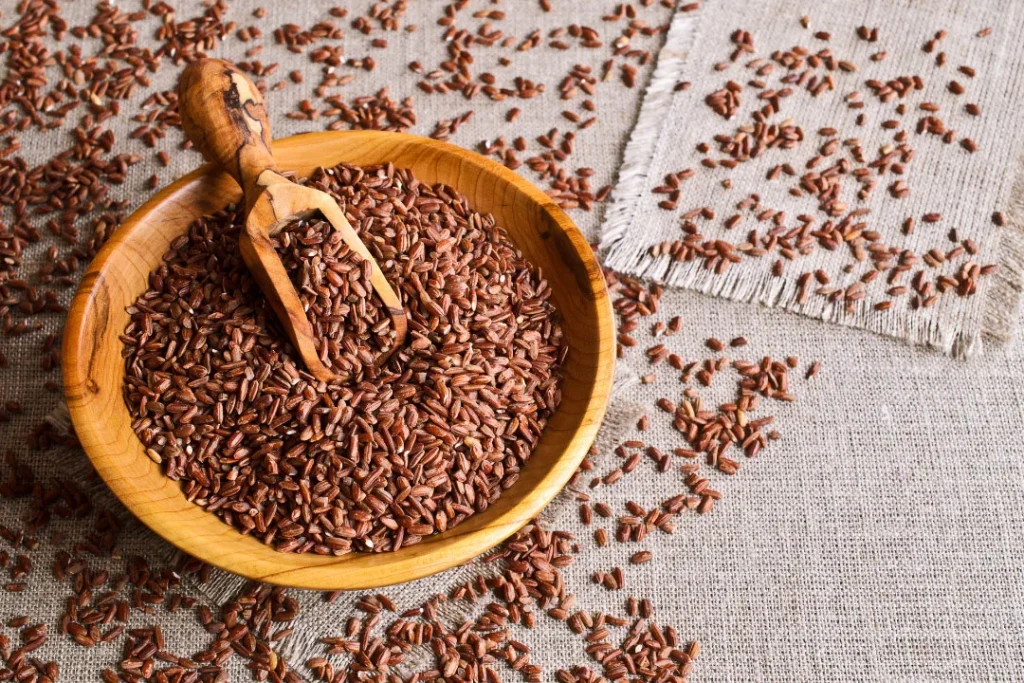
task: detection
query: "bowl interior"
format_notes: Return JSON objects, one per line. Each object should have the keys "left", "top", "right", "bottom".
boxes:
{"left": 63, "top": 131, "right": 613, "bottom": 589}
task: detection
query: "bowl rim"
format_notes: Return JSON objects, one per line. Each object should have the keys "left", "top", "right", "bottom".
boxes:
{"left": 62, "top": 130, "right": 614, "bottom": 589}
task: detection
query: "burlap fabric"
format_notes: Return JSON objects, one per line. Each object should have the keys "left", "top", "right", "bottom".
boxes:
{"left": 1, "top": 1, "right": 1023, "bottom": 681}
{"left": 602, "top": 0, "right": 1024, "bottom": 359}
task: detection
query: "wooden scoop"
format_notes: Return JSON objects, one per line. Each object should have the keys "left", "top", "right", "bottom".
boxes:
{"left": 176, "top": 58, "right": 407, "bottom": 383}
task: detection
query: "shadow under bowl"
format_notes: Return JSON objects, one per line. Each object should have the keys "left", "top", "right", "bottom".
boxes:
{"left": 62, "top": 130, "right": 615, "bottom": 589}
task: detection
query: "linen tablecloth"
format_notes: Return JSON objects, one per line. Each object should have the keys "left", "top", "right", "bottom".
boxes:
{"left": 0, "top": 1, "right": 1021, "bottom": 680}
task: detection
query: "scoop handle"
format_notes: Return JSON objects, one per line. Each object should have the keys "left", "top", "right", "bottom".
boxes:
{"left": 177, "top": 58, "right": 277, "bottom": 199}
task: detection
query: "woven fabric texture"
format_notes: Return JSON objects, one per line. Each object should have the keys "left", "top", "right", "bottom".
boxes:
{"left": 0, "top": 1, "right": 1022, "bottom": 681}
{"left": 601, "top": 0, "right": 1024, "bottom": 359}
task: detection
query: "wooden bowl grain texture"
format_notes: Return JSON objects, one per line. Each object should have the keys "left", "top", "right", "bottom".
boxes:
{"left": 63, "top": 131, "right": 615, "bottom": 590}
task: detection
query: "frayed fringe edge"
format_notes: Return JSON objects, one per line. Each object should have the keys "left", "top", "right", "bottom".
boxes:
{"left": 604, "top": 240, "right": 996, "bottom": 358}
{"left": 600, "top": 7, "right": 705, "bottom": 250}
{"left": 982, "top": 143, "right": 1024, "bottom": 348}
{"left": 599, "top": 2, "right": 1024, "bottom": 359}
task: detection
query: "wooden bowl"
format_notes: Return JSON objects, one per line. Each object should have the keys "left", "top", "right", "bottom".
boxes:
{"left": 63, "top": 131, "right": 614, "bottom": 589}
